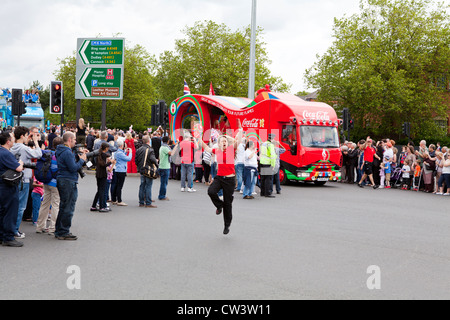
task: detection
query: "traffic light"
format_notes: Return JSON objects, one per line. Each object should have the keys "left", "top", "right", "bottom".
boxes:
{"left": 151, "top": 104, "right": 157, "bottom": 126}
{"left": 11, "top": 89, "right": 26, "bottom": 116}
{"left": 163, "top": 111, "right": 169, "bottom": 125}
{"left": 402, "top": 122, "right": 411, "bottom": 137}
{"left": 348, "top": 117, "right": 354, "bottom": 130}
{"left": 50, "top": 81, "right": 63, "bottom": 114}
{"left": 158, "top": 100, "right": 167, "bottom": 125}
{"left": 342, "top": 108, "right": 349, "bottom": 131}
{"left": 154, "top": 104, "right": 161, "bottom": 125}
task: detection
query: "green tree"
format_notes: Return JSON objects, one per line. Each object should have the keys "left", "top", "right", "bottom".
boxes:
{"left": 157, "top": 20, "right": 291, "bottom": 104}
{"left": 305, "top": 0, "right": 450, "bottom": 139}
{"left": 50, "top": 43, "right": 158, "bottom": 131}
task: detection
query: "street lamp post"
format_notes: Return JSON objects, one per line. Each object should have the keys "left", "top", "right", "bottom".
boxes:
{"left": 248, "top": 0, "right": 257, "bottom": 99}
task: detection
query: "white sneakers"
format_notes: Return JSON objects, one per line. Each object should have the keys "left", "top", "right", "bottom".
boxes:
{"left": 181, "top": 187, "right": 196, "bottom": 192}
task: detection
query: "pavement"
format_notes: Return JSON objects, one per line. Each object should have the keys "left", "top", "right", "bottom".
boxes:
{"left": 1, "top": 174, "right": 450, "bottom": 300}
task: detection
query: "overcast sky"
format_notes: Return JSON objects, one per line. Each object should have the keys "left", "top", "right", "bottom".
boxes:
{"left": 0, "top": 0, "right": 362, "bottom": 94}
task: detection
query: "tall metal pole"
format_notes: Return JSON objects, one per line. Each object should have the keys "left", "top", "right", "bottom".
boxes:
{"left": 101, "top": 99, "right": 107, "bottom": 130}
{"left": 248, "top": 0, "right": 257, "bottom": 99}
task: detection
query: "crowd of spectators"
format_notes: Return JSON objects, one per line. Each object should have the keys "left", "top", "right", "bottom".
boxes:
{"left": 340, "top": 137, "right": 450, "bottom": 194}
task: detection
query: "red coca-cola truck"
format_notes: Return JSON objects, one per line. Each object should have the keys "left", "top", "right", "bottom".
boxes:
{"left": 169, "top": 91, "right": 342, "bottom": 185}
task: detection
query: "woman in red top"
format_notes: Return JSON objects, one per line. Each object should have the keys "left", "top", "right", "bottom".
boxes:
{"left": 125, "top": 132, "right": 137, "bottom": 174}
{"left": 201, "top": 129, "right": 243, "bottom": 235}
{"left": 358, "top": 137, "right": 380, "bottom": 189}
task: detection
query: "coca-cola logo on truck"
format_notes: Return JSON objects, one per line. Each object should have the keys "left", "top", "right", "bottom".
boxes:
{"left": 242, "top": 118, "right": 264, "bottom": 128}
{"left": 302, "top": 110, "right": 330, "bottom": 121}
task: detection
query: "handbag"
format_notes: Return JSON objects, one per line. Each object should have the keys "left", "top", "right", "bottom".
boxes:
{"left": 1, "top": 169, "right": 24, "bottom": 187}
{"left": 140, "top": 148, "right": 159, "bottom": 179}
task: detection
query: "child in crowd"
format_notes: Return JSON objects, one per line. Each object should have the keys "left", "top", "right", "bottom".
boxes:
{"left": 31, "top": 176, "right": 44, "bottom": 225}
{"left": 401, "top": 159, "right": 411, "bottom": 190}
{"left": 413, "top": 161, "right": 421, "bottom": 191}
{"left": 384, "top": 156, "right": 392, "bottom": 188}
{"left": 379, "top": 157, "right": 387, "bottom": 188}
{"left": 400, "top": 146, "right": 407, "bottom": 166}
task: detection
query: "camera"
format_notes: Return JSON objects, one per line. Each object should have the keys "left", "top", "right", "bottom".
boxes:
{"left": 73, "top": 144, "right": 95, "bottom": 179}
{"left": 22, "top": 162, "right": 37, "bottom": 169}
{"left": 75, "top": 144, "right": 101, "bottom": 159}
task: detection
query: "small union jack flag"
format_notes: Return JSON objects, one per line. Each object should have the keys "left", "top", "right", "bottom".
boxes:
{"left": 184, "top": 80, "right": 191, "bottom": 95}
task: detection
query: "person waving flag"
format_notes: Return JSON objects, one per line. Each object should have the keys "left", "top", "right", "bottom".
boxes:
{"left": 184, "top": 80, "right": 191, "bottom": 95}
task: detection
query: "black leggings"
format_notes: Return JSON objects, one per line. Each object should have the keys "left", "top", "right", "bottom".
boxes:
{"left": 92, "top": 177, "right": 107, "bottom": 209}
{"left": 208, "top": 176, "right": 235, "bottom": 228}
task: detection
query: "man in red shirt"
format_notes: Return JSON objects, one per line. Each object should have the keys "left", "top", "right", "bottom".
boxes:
{"left": 201, "top": 129, "right": 243, "bottom": 235}
{"left": 358, "top": 137, "right": 380, "bottom": 189}
{"left": 179, "top": 132, "right": 198, "bottom": 192}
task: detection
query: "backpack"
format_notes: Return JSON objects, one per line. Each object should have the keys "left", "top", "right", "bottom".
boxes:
{"left": 34, "top": 150, "right": 57, "bottom": 184}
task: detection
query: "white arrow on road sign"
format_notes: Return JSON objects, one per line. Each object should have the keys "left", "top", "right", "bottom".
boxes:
{"left": 79, "top": 67, "right": 92, "bottom": 97}
{"left": 79, "top": 40, "right": 90, "bottom": 65}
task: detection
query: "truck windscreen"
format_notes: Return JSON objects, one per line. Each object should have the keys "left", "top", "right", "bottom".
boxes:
{"left": 300, "top": 126, "right": 339, "bottom": 148}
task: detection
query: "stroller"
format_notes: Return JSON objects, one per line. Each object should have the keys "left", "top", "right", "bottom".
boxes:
{"left": 390, "top": 166, "right": 403, "bottom": 188}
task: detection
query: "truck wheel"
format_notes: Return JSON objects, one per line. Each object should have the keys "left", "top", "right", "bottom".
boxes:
{"left": 279, "top": 168, "right": 288, "bottom": 185}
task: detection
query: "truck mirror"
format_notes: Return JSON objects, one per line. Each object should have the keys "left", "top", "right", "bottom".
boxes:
{"left": 290, "top": 143, "right": 297, "bottom": 156}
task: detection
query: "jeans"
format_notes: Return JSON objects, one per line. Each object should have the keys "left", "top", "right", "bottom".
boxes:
{"left": 16, "top": 182, "right": 30, "bottom": 233}
{"left": 235, "top": 163, "right": 244, "bottom": 191}
{"left": 243, "top": 166, "right": 258, "bottom": 197}
{"left": 104, "top": 179, "right": 111, "bottom": 202}
{"left": 158, "top": 169, "right": 170, "bottom": 200}
{"left": 208, "top": 176, "right": 236, "bottom": 228}
{"left": 180, "top": 163, "right": 194, "bottom": 189}
{"left": 139, "top": 175, "right": 154, "bottom": 206}
{"left": 55, "top": 178, "right": 78, "bottom": 237}
{"left": 31, "top": 192, "right": 42, "bottom": 224}
{"left": 111, "top": 172, "right": 127, "bottom": 203}
{"left": 272, "top": 169, "right": 281, "bottom": 193}
{"left": 0, "top": 183, "right": 19, "bottom": 242}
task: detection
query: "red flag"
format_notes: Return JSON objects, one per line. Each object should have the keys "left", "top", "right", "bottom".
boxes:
{"left": 209, "top": 82, "right": 215, "bottom": 96}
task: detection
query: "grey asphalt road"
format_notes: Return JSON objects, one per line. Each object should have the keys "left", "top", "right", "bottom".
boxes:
{"left": 1, "top": 173, "right": 450, "bottom": 300}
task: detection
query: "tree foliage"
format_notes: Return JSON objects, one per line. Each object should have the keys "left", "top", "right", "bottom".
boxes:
{"left": 305, "top": 0, "right": 450, "bottom": 139}
{"left": 157, "top": 20, "right": 291, "bottom": 104}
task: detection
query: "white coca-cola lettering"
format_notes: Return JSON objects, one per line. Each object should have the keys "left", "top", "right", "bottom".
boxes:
{"left": 302, "top": 110, "right": 330, "bottom": 121}
{"left": 242, "top": 118, "right": 260, "bottom": 128}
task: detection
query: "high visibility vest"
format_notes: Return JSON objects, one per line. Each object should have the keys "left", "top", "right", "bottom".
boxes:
{"left": 260, "top": 141, "right": 276, "bottom": 167}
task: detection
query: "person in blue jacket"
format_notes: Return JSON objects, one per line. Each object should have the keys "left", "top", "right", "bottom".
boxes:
{"left": 0, "top": 132, "right": 24, "bottom": 247}
{"left": 54, "top": 132, "right": 86, "bottom": 240}
{"left": 111, "top": 140, "right": 132, "bottom": 206}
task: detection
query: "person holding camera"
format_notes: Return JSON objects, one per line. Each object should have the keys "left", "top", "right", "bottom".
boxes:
{"left": 54, "top": 132, "right": 87, "bottom": 240}
{"left": 0, "top": 131, "right": 24, "bottom": 247}
{"left": 91, "top": 142, "right": 116, "bottom": 212}
{"left": 10, "top": 126, "right": 43, "bottom": 239}
{"left": 111, "top": 140, "right": 132, "bottom": 206}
